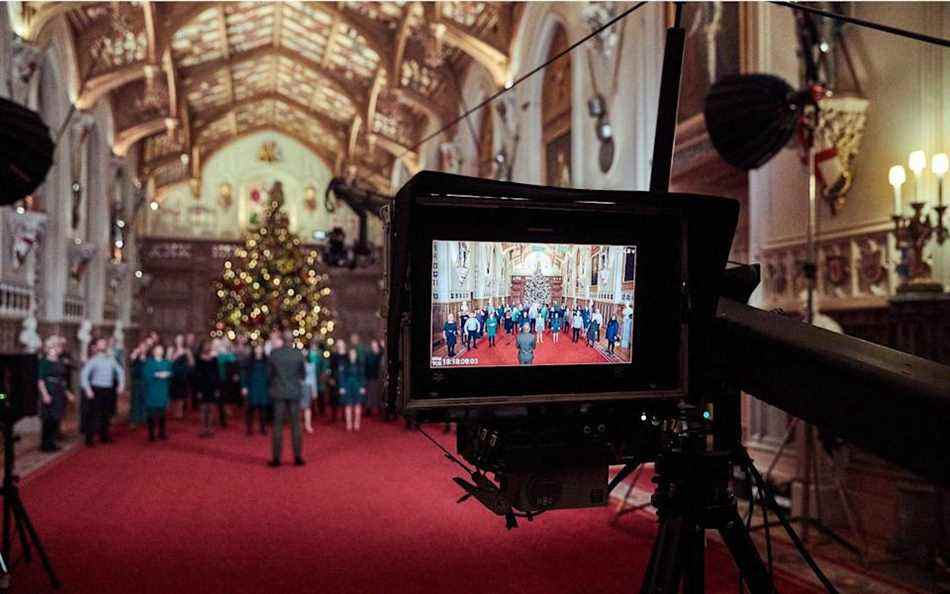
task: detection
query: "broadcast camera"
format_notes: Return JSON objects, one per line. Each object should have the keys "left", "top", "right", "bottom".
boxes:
{"left": 385, "top": 171, "right": 740, "bottom": 518}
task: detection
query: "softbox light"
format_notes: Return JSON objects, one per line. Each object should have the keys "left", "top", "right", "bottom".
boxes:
{"left": 0, "top": 97, "right": 55, "bottom": 206}
{"left": 703, "top": 74, "right": 799, "bottom": 171}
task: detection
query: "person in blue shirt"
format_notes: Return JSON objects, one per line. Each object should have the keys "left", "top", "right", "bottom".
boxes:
{"left": 485, "top": 312, "right": 499, "bottom": 347}
{"left": 443, "top": 314, "right": 459, "bottom": 357}
{"left": 143, "top": 344, "right": 173, "bottom": 442}
{"left": 605, "top": 314, "right": 621, "bottom": 354}
{"left": 242, "top": 343, "right": 270, "bottom": 435}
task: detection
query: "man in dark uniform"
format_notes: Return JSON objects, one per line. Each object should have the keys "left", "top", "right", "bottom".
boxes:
{"left": 268, "top": 330, "right": 306, "bottom": 467}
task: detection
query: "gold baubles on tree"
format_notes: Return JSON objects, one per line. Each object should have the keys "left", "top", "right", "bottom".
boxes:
{"left": 213, "top": 181, "right": 335, "bottom": 344}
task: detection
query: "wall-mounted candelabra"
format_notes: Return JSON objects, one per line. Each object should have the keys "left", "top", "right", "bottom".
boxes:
{"left": 888, "top": 150, "right": 948, "bottom": 293}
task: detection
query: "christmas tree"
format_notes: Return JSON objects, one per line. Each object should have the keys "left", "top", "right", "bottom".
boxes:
{"left": 213, "top": 181, "right": 334, "bottom": 344}
{"left": 522, "top": 264, "right": 551, "bottom": 306}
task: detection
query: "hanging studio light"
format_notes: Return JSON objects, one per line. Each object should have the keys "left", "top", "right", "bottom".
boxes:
{"left": 0, "top": 97, "right": 55, "bottom": 205}
{"left": 703, "top": 74, "right": 802, "bottom": 171}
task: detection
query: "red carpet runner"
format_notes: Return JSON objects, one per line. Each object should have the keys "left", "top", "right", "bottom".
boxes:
{"left": 14, "top": 416, "right": 820, "bottom": 594}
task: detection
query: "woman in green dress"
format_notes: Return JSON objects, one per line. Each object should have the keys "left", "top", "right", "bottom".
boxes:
{"left": 37, "top": 337, "right": 75, "bottom": 452}
{"left": 339, "top": 347, "right": 367, "bottom": 432}
{"left": 241, "top": 343, "right": 270, "bottom": 436}
{"left": 143, "top": 343, "right": 173, "bottom": 442}
{"left": 129, "top": 338, "right": 151, "bottom": 428}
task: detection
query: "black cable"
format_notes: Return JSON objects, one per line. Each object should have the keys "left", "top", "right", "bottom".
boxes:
{"left": 417, "top": 425, "right": 474, "bottom": 475}
{"left": 771, "top": 1, "right": 950, "bottom": 48}
{"left": 394, "top": 1, "right": 649, "bottom": 163}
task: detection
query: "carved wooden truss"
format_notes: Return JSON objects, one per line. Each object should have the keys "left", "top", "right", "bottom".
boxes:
{"left": 22, "top": 1, "right": 517, "bottom": 193}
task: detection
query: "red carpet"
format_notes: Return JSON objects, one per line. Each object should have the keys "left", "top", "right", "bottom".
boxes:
{"left": 13, "top": 416, "right": 821, "bottom": 594}
{"left": 441, "top": 329, "right": 623, "bottom": 367}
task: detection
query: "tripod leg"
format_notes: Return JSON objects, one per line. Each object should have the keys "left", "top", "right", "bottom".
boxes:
{"left": 1, "top": 489, "right": 9, "bottom": 563}
{"left": 717, "top": 510, "right": 774, "bottom": 594}
{"left": 611, "top": 465, "right": 644, "bottom": 523}
{"left": 10, "top": 498, "right": 61, "bottom": 589}
{"left": 681, "top": 524, "right": 706, "bottom": 594}
{"left": 12, "top": 505, "right": 30, "bottom": 563}
{"left": 639, "top": 515, "right": 690, "bottom": 594}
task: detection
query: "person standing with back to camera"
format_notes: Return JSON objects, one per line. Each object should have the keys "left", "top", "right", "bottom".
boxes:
{"left": 268, "top": 330, "right": 306, "bottom": 467}
{"left": 516, "top": 322, "right": 537, "bottom": 365}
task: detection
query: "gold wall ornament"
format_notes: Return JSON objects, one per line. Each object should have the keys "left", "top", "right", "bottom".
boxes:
{"left": 813, "top": 95, "right": 869, "bottom": 214}
{"left": 218, "top": 182, "right": 232, "bottom": 209}
{"left": 258, "top": 141, "right": 280, "bottom": 163}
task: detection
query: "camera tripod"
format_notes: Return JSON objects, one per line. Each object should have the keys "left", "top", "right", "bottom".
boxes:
{"left": 0, "top": 400, "right": 61, "bottom": 589}
{"left": 633, "top": 404, "right": 839, "bottom": 594}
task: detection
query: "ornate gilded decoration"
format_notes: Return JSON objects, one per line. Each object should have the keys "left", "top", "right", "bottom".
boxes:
{"left": 258, "top": 141, "right": 280, "bottom": 163}
{"left": 29, "top": 1, "right": 512, "bottom": 196}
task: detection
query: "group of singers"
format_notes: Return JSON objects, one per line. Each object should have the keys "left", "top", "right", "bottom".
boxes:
{"left": 440, "top": 301, "right": 624, "bottom": 357}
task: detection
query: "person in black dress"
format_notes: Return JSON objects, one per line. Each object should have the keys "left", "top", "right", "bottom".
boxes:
{"left": 328, "top": 339, "right": 348, "bottom": 424}
{"left": 170, "top": 334, "right": 193, "bottom": 419}
{"left": 193, "top": 340, "right": 220, "bottom": 437}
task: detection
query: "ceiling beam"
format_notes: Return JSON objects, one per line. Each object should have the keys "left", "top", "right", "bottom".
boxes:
{"left": 391, "top": 5, "right": 414, "bottom": 81}
{"left": 191, "top": 91, "right": 348, "bottom": 142}
{"left": 114, "top": 118, "right": 176, "bottom": 157}
{"left": 142, "top": 1, "right": 158, "bottom": 63}
{"left": 318, "top": 3, "right": 394, "bottom": 78}
{"left": 15, "top": 2, "right": 97, "bottom": 42}
{"left": 371, "top": 134, "right": 420, "bottom": 175}
{"left": 438, "top": 21, "right": 510, "bottom": 87}
{"left": 77, "top": 63, "right": 148, "bottom": 110}
{"left": 154, "top": 2, "right": 216, "bottom": 59}
{"left": 419, "top": 3, "right": 509, "bottom": 87}
{"left": 179, "top": 45, "right": 370, "bottom": 116}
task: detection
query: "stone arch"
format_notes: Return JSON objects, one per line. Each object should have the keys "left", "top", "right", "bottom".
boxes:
{"left": 508, "top": 7, "right": 585, "bottom": 186}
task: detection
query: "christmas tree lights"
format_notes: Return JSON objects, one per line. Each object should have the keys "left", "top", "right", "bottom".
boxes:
{"left": 213, "top": 181, "right": 334, "bottom": 345}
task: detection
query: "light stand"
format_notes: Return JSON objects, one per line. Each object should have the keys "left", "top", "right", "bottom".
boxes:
{"left": 0, "top": 394, "right": 61, "bottom": 590}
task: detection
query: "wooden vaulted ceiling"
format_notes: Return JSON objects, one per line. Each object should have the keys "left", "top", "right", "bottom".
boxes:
{"left": 25, "top": 1, "right": 518, "bottom": 194}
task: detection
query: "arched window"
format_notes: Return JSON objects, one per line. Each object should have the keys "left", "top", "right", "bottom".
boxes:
{"left": 541, "top": 25, "right": 571, "bottom": 187}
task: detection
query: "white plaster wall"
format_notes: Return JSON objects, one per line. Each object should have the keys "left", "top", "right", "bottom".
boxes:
{"left": 147, "top": 130, "right": 372, "bottom": 245}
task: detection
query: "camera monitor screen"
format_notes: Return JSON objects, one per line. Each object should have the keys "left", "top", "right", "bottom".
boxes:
{"left": 430, "top": 241, "right": 636, "bottom": 369}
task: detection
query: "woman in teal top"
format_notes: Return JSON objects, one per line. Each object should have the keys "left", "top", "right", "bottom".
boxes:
{"left": 143, "top": 344, "right": 173, "bottom": 441}
{"left": 485, "top": 312, "right": 499, "bottom": 347}
{"left": 339, "top": 348, "right": 367, "bottom": 432}
{"left": 241, "top": 343, "right": 270, "bottom": 436}
{"left": 129, "top": 338, "right": 151, "bottom": 427}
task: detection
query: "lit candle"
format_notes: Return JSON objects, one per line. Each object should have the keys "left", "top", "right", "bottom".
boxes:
{"left": 889, "top": 165, "right": 906, "bottom": 215}
{"left": 908, "top": 150, "right": 927, "bottom": 203}
{"left": 932, "top": 153, "right": 948, "bottom": 207}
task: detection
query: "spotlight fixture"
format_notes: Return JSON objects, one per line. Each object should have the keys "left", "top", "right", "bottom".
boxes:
{"left": 0, "top": 97, "right": 55, "bottom": 206}
{"left": 704, "top": 74, "right": 801, "bottom": 171}
{"left": 595, "top": 118, "right": 613, "bottom": 142}
{"left": 587, "top": 94, "right": 606, "bottom": 118}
